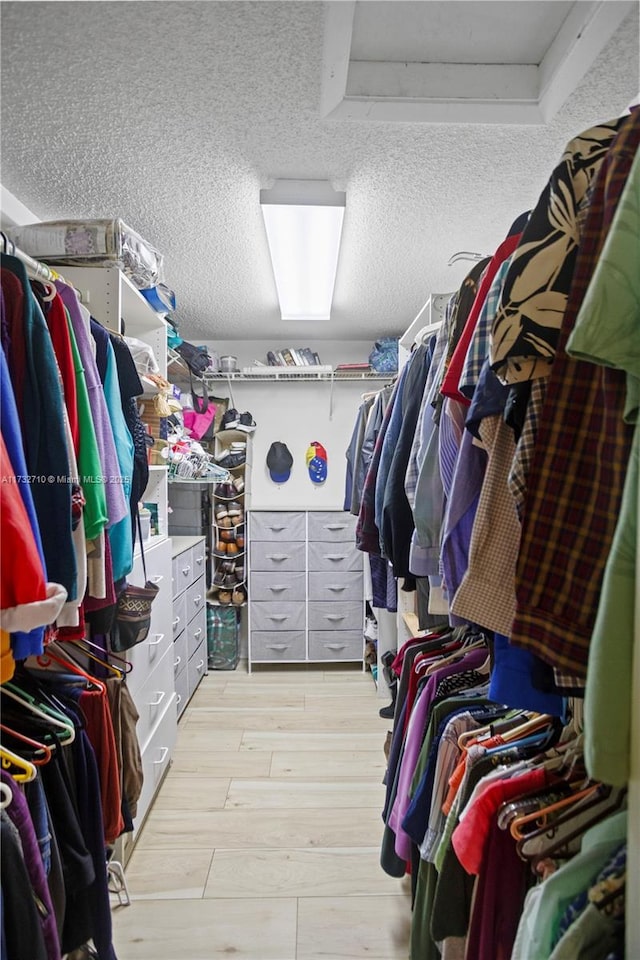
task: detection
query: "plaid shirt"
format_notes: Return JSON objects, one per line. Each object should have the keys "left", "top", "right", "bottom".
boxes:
{"left": 459, "top": 256, "right": 513, "bottom": 400}
{"left": 510, "top": 110, "right": 640, "bottom": 676}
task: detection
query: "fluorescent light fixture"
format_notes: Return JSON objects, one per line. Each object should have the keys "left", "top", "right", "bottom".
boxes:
{"left": 260, "top": 179, "right": 346, "bottom": 321}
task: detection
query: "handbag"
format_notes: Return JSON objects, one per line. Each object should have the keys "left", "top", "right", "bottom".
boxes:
{"left": 111, "top": 513, "right": 160, "bottom": 652}
{"left": 183, "top": 372, "right": 216, "bottom": 440}
{"left": 175, "top": 340, "right": 211, "bottom": 376}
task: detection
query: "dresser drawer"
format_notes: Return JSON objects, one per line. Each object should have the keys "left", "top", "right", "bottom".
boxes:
{"left": 172, "top": 591, "right": 187, "bottom": 641}
{"left": 250, "top": 540, "right": 305, "bottom": 572}
{"left": 308, "top": 571, "right": 363, "bottom": 602}
{"left": 134, "top": 696, "right": 177, "bottom": 829}
{"left": 173, "top": 629, "right": 188, "bottom": 681}
{"left": 250, "top": 511, "right": 306, "bottom": 542}
{"left": 308, "top": 631, "right": 363, "bottom": 661}
{"left": 250, "top": 571, "right": 306, "bottom": 602}
{"left": 187, "top": 640, "right": 207, "bottom": 700}
{"left": 186, "top": 575, "right": 206, "bottom": 621}
{"left": 175, "top": 548, "right": 194, "bottom": 592}
{"left": 308, "top": 542, "right": 363, "bottom": 572}
{"left": 308, "top": 601, "right": 362, "bottom": 631}
{"left": 250, "top": 601, "right": 306, "bottom": 632}
{"left": 251, "top": 631, "right": 306, "bottom": 662}
{"left": 192, "top": 539, "right": 206, "bottom": 579}
{"left": 175, "top": 667, "right": 189, "bottom": 719}
{"left": 135, "top": 644, "right": 176, "bottom": 753}
{"left": 187, "top": 605, "right": 207, "bottom": 661}
{"left": 308, "top": 511, "right": 357, "bottom": 542}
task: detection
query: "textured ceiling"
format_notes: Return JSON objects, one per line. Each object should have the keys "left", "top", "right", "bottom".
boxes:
{"left": 1, "top": 1, "right": 638, "bottom": 342}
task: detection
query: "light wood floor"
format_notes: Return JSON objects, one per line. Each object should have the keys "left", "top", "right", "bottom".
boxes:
{"left": 112, "top": 664, "right": 411, "bottom": 960}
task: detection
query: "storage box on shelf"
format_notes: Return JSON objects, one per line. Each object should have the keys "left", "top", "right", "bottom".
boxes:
{"left": 248, "top": 510, "right": 364, "bottom": 668}
{"left": 171, "top": 536, "right": 207, "bottom": 718}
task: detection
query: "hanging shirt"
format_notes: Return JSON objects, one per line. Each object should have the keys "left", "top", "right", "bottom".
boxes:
{"left": 490, "top": 117, "right": 624, "bottom": 384}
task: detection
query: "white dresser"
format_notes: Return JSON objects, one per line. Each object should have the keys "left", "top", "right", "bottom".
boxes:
{"left": 171, "top": 535, "right": 208, "bottom": 716}
{"left": 248, "top": 510, "right": 363, "bottom": 667}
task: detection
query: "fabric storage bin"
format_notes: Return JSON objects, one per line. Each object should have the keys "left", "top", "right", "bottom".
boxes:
{"left": 207, "top": 603, "right": 240, "bottom": 670}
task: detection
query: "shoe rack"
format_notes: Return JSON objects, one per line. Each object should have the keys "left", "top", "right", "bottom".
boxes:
{"left": 208, "top": 429, "right": 251, "bottom": 609}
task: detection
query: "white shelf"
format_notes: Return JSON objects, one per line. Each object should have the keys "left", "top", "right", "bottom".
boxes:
{"left": 204, "top": 369, "right": 392, "bottom": 383}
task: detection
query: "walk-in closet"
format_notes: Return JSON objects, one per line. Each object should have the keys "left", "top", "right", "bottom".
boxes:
{"left": 1, "top": 2, "right": 639, "bottom": 959}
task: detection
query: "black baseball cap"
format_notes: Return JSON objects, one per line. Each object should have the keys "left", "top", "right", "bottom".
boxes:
{"left": 266, "top": 442, "right": 293, "bottom": 483}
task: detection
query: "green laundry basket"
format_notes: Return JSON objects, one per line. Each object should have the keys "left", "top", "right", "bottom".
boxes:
{"left": 207, "top": 604, "right": 240, "bottom": 670}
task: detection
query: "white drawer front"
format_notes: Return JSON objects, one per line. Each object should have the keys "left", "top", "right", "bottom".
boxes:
{"left": 251, "top": 631, "right": 306, "bottom": 662}
{"left": 308, "top": 631, "right": 363, "bottom": 661}
{"left": 186, "top": 575, "right": 206, "bottom": 621}
{"left": 171, "top": 556, "right": 178, "bottom": 598}
{"left": 134, "top": 697, "right": 177, "bottom": 830}
{"left": 308, "top": 601, "right": 362, "bottom": 631}
{"left": 250, "top": 571, "right": 306, "bottom": 602}
{"left": 187, "top": 641, "right": 207, "bottom": 700}
{"left": 173, "top": 630, "right": 188, "bottom": 680}
{"left": 175, "top": 547, "right": 194, "bottom": 592}
{"left": 187, "top": 606, "right": 207, "bottom": 661}
{"left": 172, "top": 591, "right": 187, "bottom": 641}
{"left": 250, "top": 511, "right": 306, "bottom": 542}
{"left": 250, "top": 540, "right": 305, "bottom": 572}
{"left": 308, "top": 511, "right": 357, "bottom": 542}
{"left": 135, "top": 644, "right": 177, "bottom": 753}
{"left": 308, "top": 542, "right": 363, "bottom": 573}
{"left": 308, "top": 571, "right": 363, "bottom": 602}
{"left": 192, "top": 539, "right": 206, "bottom": 579}
{"left": 250, "top": 601, "right": 306, "bottom": 632}
{"left": 175, "top": 667, "right": 189, "bottom": 719}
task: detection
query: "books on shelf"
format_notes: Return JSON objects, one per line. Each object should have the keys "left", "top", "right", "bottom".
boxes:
{"left": 266, "top": 347, "right": 322, "bottom": 367}
{"left": 335, "top": 363, "right": 371, "bottom": 371}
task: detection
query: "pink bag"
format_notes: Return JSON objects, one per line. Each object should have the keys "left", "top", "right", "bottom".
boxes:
{"left": 183, "top": 381, "right": 216, "bottom": 440}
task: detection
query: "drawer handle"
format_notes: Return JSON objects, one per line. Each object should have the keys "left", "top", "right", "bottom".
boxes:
{"left": 173, "top": 656, "right": 181, "bottom": 669}
{"left": 149, "top": 633, "right": 164, "bottom": 646}
{"left": 326, "top": 524, "right": 347, "bottom": 531}
{"left": 172, "top": 617, "right": 181, "bottom": 628}
{"left": 326, "top": 614, "right": 346, "bottom": 622}
{"left": 325, "top": 554, "right": 346, "bottom": 561}
{"left": 325, "top": 643, "right": 347, "bottom": 651}
{"left": 266, "top": 643, "right": 288, "bottom": 651}
{"left": 176, "top": 694, "right": 182, "bottom": 706}
{"left": 182, "top": 566, "right": 191, "bottom": 575}
{"left": 192, "top": 595, "right": 202, "bottom": 605}
{"left": 151, "top": 574, "right": 164, "bottom": 584}
{"left": 153, "top": 746, "right": 169, "bottom": 765}
{"left": 268, "top": 525, "right": 286, "bottom": 532}
{"left": 327, "top": 585, "right": 346, "bottom": 592}
{"left": 195, "top": 556, "right": 204, "bottom": 565}
{"left": 268, "top": 615, "right": 289, "bottom": 622}
{"left": 267, "top": 554, "right": 289, "bottom": 562}
{"left": 149, "top": 691, "right": 166, "bottom": 707}
{"left": 193, "top": 628, "right": 203, "bottom": 638}
{"left": 269, "top": 585, "right": 287, "bottom": 593}
{"left": 196, "top": 659, "right": 205, "bottom": 673}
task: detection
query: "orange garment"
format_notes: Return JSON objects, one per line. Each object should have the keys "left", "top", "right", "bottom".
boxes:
{"left": 0, "top": 630, "right": 15, "bottom": 682}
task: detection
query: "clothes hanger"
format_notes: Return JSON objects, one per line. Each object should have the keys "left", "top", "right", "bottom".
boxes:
{"left": 1, "top": 682, "right": 76, "bottom": 742}
{"left": 0, "top": 781, "right": 13, "bottom": 809}
{"left": 521, "top": 786, "right": 626, "bottom": 865}
{"left": 509, "top": 781, "right": 603, "bottom": 840}
{"left": 447, "top": 251, "right": 490, "bottom": 265}
{"left": 423, "top": 637, "right": 488, "bottom": 676}
{"left": 78, "top": 637, "right": 133, "bottom": 675}
{"left": 61, "top": 640, "right": 126, "bottom": 679}
{"left": 36, "top": 643, "right": 107, "bottom": 695}
{"left": 0, "top": 723, "right": 53, "bottom": 765}
{"left": 0, "top": 746, "right": 38, "bottom": 782}
{"left": 457, "top": 710, "right": 529, "bottom": 749}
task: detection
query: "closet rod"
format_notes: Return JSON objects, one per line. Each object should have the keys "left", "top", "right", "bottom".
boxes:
{"left": 447, "top": 250, "right": 488, "bottom": 265}
{"left": 0, "top": 231, "right": 67, "bottom": 285}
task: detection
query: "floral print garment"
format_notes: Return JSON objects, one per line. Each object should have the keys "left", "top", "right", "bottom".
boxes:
{"left": 490, "top": 118, "right": 624, "bottom": 384}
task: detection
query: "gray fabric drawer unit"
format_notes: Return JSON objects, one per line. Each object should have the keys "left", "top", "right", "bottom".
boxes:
{"left": 308, "top": 542, "right": 363, "bottom": 573}
{"left": 250, "top": 601, "right": 306, "bottom": 632}
{"left": 307, "top": 511, "right": 357, "bottom": 542}
{"left": 251, "top": 631, "right": 306, "bottom": 661}
{"left": 250, "top": 540, "right": 306, "bottom": 572}
{"left": 250, "top": 571, "right": 307, "bottom": 602}
{"left": 308, "top": 571, "right": 363, "bottom": 602}
{"left": 250, "top": 511, "right": 306, "bottom": 541}
{"left": 307, "top": 631, "right": 363, "bottom": 661}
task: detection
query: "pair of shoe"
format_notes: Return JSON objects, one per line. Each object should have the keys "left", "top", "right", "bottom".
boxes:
{"left": 218, "top": 559, "right": 245, "bottom": 582}
{"left": 215, "top": 501, "right": 243, "bottom": 521}
{"left": 217, "top": 585, "right": 246, "bottom": 606}
{"left": 215, "top": 541, "right": 241, "bottom": 556}
{"left": 221, "top": 409, "right": 256, "bottom": 433}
